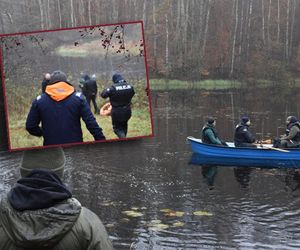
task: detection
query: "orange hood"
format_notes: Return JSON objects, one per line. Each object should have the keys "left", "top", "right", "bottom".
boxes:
{"left": 45, "top": 82, "right": 75, "bottom": 101}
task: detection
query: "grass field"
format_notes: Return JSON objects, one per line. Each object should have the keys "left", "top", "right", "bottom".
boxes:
{"left": 5, "top": 81, "right": 152, "bottom": 150}
{"left": 8, "top": 105, "right": 152, "bottom": 149}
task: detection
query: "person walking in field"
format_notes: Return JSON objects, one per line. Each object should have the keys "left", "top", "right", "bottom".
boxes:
{"left": 100, "top": 73, "right": 135, "bottom": 138}
{"left": 80, "top": 74, "right": 99, "bottom": 114}
{"left": 0, "top": 147, "right": 113, "bottom": 249}
{"left": 41, "top": 73, "right": 51, "bottom": 93}
{"left": 26, "top": 70, "right": 105, "bottom": 146}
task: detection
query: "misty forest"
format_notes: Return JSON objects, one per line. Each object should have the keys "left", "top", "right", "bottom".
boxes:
{"left": 0, "top": 0, "right": 299, "bottom": 82}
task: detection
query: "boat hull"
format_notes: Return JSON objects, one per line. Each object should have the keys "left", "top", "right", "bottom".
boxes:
{"left": 187, "top": 137, "right": 300, "bottom": 168}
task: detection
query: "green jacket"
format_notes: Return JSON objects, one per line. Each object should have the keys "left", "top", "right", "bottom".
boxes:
{"left": 0, "top": 197, "right": 113, "bottom": 250}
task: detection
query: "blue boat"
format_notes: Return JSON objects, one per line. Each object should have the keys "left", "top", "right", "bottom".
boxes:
{"left": 187, "top": 136, "right": 300, "bottom": 168}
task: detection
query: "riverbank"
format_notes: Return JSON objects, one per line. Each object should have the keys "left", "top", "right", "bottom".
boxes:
{"left": 7, "top": 106, "right": 152, "bottom": 150}
{"left": 149, "top": 78, "right": 300, "bottom": 90}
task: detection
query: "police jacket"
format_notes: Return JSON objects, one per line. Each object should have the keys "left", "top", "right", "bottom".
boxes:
{"left": 234, "top": 123, "right": 255, "bottom": 146}
{"left": 26, "top": 81, "right": 105, "bottom": 145}
{"left": 202, "top": 124, "right": 222, "bottom": 145}
{"left": 0, "top": 170, "right": 113, "bottom": 249}
{"left": 282, "top": 122, "right": 300, "bottom": 142}
{"left": 101, "top": 80, "right": 135, "bottom": 108}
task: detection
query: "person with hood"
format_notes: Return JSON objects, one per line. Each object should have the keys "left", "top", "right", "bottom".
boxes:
{"left": 202, "top": 117, "right": 224, "bottom": 145}
{"left": 234, "top": 116, "right": 256, "bottom": 148}
{"left": 278, "top": 116, "right": 300, "bottom": 148}
{"left": 100, "top": 73, "right": 135, "bottom": 138}
{"left": 41, "top": 72, "right": 51, "bottom": 93}
{"left": 0, "top": 147, "right": 113, "bottom": 249}
{"left": 81, "top": 74, "right": 99, "bottom": 114}
{"left": 26, "top": 70, "right": 105, "bottom": 146}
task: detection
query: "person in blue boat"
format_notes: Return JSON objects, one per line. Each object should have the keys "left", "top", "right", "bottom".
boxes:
{"left": 234, "top": 116, "right": 256, "bottom": 148}
{"left": 276, "top": 116, "right": 300, "bottom": 148}
{"left": 202, "top": 117, "right": 227, "bottom": 146}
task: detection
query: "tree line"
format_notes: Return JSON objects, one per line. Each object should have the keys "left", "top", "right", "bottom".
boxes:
{"left": 0, "top": 0, "right": 300, "bottom": 82}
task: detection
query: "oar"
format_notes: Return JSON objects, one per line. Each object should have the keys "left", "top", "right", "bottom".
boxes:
{"left": 256, "top": 144, "right": 290, "bottom": 153}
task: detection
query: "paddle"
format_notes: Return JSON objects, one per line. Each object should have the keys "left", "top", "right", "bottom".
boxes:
{"left": 256, "top": 143, "right": 290, "bottom": 153}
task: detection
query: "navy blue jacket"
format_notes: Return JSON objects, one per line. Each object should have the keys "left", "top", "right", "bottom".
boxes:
{"left": 82, "top": 75, "right": 98, "bottom": 96}
{"left": 101, "top": 80, "right": 135, "bottom": 108}
{"left": 26, "top": 81, "right": 105, "bottom": 145}
{"left": 234, "top": 123, "right": 255, "bottom": 146}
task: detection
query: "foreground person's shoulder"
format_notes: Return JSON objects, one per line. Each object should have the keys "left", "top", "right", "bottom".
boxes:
{"left": 77, "top": 207, "right": 114, "bottom": 249}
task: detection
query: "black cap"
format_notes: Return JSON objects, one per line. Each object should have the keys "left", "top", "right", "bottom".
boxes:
{"left": 287, "top": 116, "right": 298, "bottom": 124}
{"left": 207, "top": 117, "right": 215, "bottom": 124}
{"left": 50, "top": 70, "right": 67, "bottom": 84}
{"left": 241, "top": 116, "right": 249, "bottom": 124}
{"left": 112, "top": 74, "right": 124, "bottom": 83}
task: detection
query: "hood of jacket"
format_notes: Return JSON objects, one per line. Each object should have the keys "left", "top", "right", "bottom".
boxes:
{"left": 0, "top": 169, "right": 81, "bottom": 248}
{"left": 0, "top": 197, "right": 81, "bottom": 248}
{"left": 45, "top": 81, "right": 75, "bottom": 102}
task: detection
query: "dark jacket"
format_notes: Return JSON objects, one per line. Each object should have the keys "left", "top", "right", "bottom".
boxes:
{"left": 26, "top": 81, "right": 105, "bottom": 145}
{"left": 41, "top": 78, "right": 50, "bottom": 93}
{"left": 234, "top": 123, "right": 255, "bottom": 147}
{"left": 82, "top": 75, "right": 98, "bottom": 96}
{"left": 202, "top": 124, "right": 222, "bottom": 145}
{"left": 101, "top": 78, "right": 135, "bottom": 108}
{"left": 0, "top": 170, "right": 113, "bottom": 249}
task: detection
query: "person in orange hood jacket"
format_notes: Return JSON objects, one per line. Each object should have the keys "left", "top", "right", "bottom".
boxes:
{"left": 26, "top": 70, "right": 105, "bottom": 146}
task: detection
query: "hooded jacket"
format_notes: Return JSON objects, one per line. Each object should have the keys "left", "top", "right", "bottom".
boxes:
{"left": 81, "top": 75, "right": 98, "bottom": 96}
{"left": 0, "top": 170, "right": 113, "bottom": 249}
{"left": 26, "top": 81, "right": 105, "bottom": 145}
{"left": 282, "top": 121, "right": 300, "bottom": 142}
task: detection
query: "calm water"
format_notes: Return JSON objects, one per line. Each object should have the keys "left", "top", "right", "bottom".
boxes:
{"left": 1, "top": 89, "right": 300, "bottom": 249}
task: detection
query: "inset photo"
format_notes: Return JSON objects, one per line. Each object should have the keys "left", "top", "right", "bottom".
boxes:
{"left": 0, "top": 21, "right": 153, "bottom": 151}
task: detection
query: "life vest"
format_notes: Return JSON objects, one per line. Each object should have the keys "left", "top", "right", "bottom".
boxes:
{"left": 202, "top": 124, "right": 219, "bottom": 144}
{"left": 100, "top": 102, "right": 112, "bottom": 116}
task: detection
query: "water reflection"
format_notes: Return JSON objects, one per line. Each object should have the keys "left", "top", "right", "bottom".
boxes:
{"left": 189, "top": 153, "right": 218, "bottom": 189}
{"left": 202, "top": 166, "right": 218, "bottom": 189}
{"left": 233, "top": 168, "right": 252, "bottom": 188}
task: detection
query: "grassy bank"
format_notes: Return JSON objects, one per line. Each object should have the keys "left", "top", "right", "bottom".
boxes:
{"left": 149, "top": 78, "right": 300, "bottom": 90}
{"left": 149, "top": 79, "right": 242, "bottom": 90}
{"left": 5, "top": 81, "right": 152, "bottom": 149}
{"left": 8, "top": 106, "right": 152, "bottom": 149}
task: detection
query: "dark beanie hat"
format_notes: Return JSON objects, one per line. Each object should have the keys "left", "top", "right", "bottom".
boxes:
{"left": 82, "top": 74, "right": 90, "bottom": 81}
{"left": 20, "top": 147, "right": 66, "bottom": 179}
{"left": 207, "top": 117, "right": 215, "bottom": 124}
{"left": 241, "top": 116, "right": 249, "bottom": 124}
{"left": 112, "top": 74, "right": 124, "bottom": 83}
{"left": 287, "top": 116, "right": 298, "bottom": 123}
{"left": 50, "top": 70, "right": 67, "bottom": 84}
